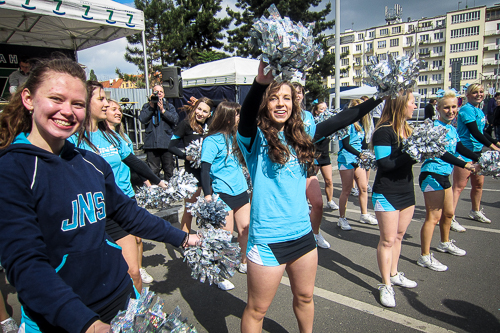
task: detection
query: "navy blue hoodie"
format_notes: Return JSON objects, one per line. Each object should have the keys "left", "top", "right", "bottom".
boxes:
{"left": 0, "top": 136, "right": 186, "bottom": 332}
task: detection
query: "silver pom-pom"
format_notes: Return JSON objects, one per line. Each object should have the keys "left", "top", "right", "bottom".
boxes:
{"left": 249, "top": 4, "right": 323, "bottom": 81}
{"left": 185, "top": 138, "right": 203, "bottom": 169}
{"left": 357, "top": 150, "right": 377, "bottom": 170}
{"left": 402, "top": 119, "right": 448, "bottom": 162}
{"left": 364, "top": 52, "right": 425, "bottom": 99}
{"left": 183, "top": 225, "right": 241, "bottom": 285}
{"left": 478, "top": 151, "right": 500, "bottom": 178}
{"left": 242, "top": 167, "right": 253, "bottom": 193}
{"left": 313, "top": 108, "right": 349, "bottom": 140}
{"left": 186, "top": 194, "right": 229, "bottom": 229}
{"left": 135, "top": 169, "right": 198, "bottom": 209}
{"left": 110, "top": 287, "right": 197, "bottom": 333}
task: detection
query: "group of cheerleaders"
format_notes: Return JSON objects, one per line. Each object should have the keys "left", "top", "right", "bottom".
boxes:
{"left": 0, "top": 57, "right": 498, "bottom": 332}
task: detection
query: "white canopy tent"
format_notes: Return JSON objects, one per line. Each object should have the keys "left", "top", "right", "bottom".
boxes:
{"left": 0, "top": 0, "right": 149, "bottom": 89}
{"left": 182, "top": 57, "right": 260, "bottom": 87}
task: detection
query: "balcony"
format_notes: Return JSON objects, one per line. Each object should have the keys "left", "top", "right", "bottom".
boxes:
{"left": 404, "top": 42, "right": 414, "bottom": 48}
{"left": 353, "top": 75, "right": 363, "bottom": 80}
{"left": 488, "top": 44, "right": 500, "bottom": 51}
{"left": 353, "top": 48, "right": 362, "bottom": 54}
{"left": 420, "top": 66, "right": 431, "bottom": 72}
{"left": 430, "top": 79, "right": 444, "bottom": 84}
{"left": 417, "top": 24, "right": 434, "bottom": 32}
{"left": 431, "top": 51, "right": 444, "bottom": 57}
{"left": 419, "top": 40, "right": 430, "bottom": 45}
{"left": 418, "top": 80, "right": 429, "bottom": 84}
{"left": 430, "top": 66, "right": 444, "bottom": 71}
{"left": 433, "top": 38, "right": 446, "bottom": 43}
{"left": 353, "top": 62, "right": 362, "bottom": 68}
{"left": 483, "top": 59, "right": 499, "bottom": 66}
{"left": 485, "top": 29, "right": 500, "bottom": 36}
{"left": 365, "top": 48, "right": 374, "bottom": 54}
{"left": 419, "top": 51, "right": 431, "bottom": 58}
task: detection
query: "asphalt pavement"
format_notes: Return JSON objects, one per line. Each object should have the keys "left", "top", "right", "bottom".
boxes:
{"left": 2, "top": 160, "right": 500, "bottom": 332}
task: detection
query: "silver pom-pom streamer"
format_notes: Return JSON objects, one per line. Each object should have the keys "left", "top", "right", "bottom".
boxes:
{"left": 186, "top": 194, "right": 228, "bottom": 229}
{"left": 313, "top": 108, "right": 349, "bottom": 140}
{"left": 364, "top": 52, "right": 425, "bottom": 99}
{"left": 478, "top": 151, "right": 500, "bottom": 178}
{"left": 242, "top": 167, "right": 253, "bottom": 193}
{"left": 185, "top": 138, "right": 203, "bottom": 169}
{"left": 402, "top": 119, "right": 448, "bottom": 162}
{"left": 135, "top": 169, "right": 198, "bottom": 209}
{"left": 357, "top": 150, "right": 377, "bottom": 171}
{"left": 110, "top": 287, "right": 197, "bottom": 333}
{"left": 184, "top": 225, "right": 241, "bottom": 285}
{"left": 249, "top": 4, "right": 323, "bottom": 81}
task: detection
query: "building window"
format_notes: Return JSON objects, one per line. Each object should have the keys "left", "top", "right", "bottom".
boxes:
{"left": 419, "top": 47, "right": 430, "bottom": 55}
{"left": 341, "top": 82, "right": 349, "bottom": 87}
{"left": 380, "top": 28, "right": 389, "bottom": 36}
{"left": 496, "top": 53, "right": 500, "bottom": 60}
{"left": 450, "top": 41, "right": 479, "bottom": 52}
{"left": 420, "top": 34, "right": 429, "bottom": 42}
{"left": 356, "top": 44, "right": 362, "bottom": 51}
{"left": 419, "top": 88, "right": 428, "bottom": 95}
{"left": 368, "top": 31, "right": 375, "bottom": 38}
{"left": 378, "top": 40, "right": 386, "bottom": 48}
{"left": 432, "top": 60, "right": 443, "bottom": 68}
{"left": 390, "top": 38, "right": 399, "bottom": 47}
{"left": 421, "top": 61, "right": 429, "bottom": 69}
{"left": 378, "top": 53, "right": 387, "bottom": 60}
{"left": 341, "top": 46, "right": 349, "bottom": 53}
{"left": 340, "top": 70, "right": 349, "bottom": 78}
{"left": 406, "top": 36, "right": 413, "bottom": 45}
{"left": 462, "top": 70, "right": 477, "bottom": 80}
{"left": 451, "top": 10, "right": 480, "bottom": 24}
{"left": 408, "top": 24, "right": 414, "bottom": 32}
{"left": 496, "top": 37, "right": 500, "bottom": 45}
{"left": 436, "top": 19, "right": 445, "bottom": 27}
{"left": 392, "top": 26, "right": 401, "bottom": 34}
{"left": 405, "top": 50, "right": 413, "bottom": 57}
{"left": 433, "top": 46, "right": 443, "bottom": 54}
{"left": 390, "top": 51, "right": 399, "bottom": 58}
{"left": 419, "top": 75, "right": 428, "bottom": 82}
{"left": 450, "top": 26, "right": 479, "bottom": 38}
{"left": 358, "top": 33, "right": 364, "bottom": 40}
{"left": 449, "top": 56, "right": 478, "bottom": 66}
{"left": 341, "top": 58, "right": 349, "bottom": 66}
{"left": 355, "top": 69, "right": 361, "bottom": 76}
{"left": 434, "top": 32, "right": 444, "bottom": 40}
{"left": 366, "top": 42, "right": 373, "bottom": 50}
{"left": 355, "top": 81, "right": 361, "bottom": 87}
{"left": 432, "top": 87, "right": 439, "bottom": 94}
{"left": 497, "top": 23, "right": 500, "bottom": 30}
{"left": 432, "top": 74, "right": 442, "bottom": 81}
{"left": 355, "top": 57, "right": 361, "bottom": 64}
{"left": 420, "top": 21, "right": 432, "bottom": 28}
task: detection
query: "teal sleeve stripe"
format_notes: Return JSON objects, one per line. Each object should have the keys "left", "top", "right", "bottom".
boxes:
{"left": 55, "top": 254, "right": 69, "bottom": 273}
{"left": 374, "top": 145, "right": 391, "bottom": 160}
{"left": 171, "top": 135, "right": 180, "bottom": 140}
{"left": 105, "top": 239, "right": 122, "bottom": 250}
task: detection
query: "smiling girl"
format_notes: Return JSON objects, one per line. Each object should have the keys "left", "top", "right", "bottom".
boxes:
{"left": 417, "top": 91, "right": 480, "bottom": 272}
{"left": 238, "top": 61, "right": 383, "bottom": 332}
{"left": 0, "top": 58, "right": 195, "bottom": 333}
{"left": 168, "top": 97, "right": 214, "bottom": 234}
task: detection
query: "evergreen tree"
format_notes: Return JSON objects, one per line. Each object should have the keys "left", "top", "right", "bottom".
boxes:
{"left": 89, "top": 69, "right": 97, "bottom": 81}
{"left": 125, "top": 0, "right": 230, "bottom": 86}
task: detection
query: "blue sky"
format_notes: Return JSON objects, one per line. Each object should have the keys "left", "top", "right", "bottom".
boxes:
{"left": 77, "top": 0, "right": 499, "bottom": 81}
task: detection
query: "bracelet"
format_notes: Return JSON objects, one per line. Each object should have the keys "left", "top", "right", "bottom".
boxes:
{"left": 182, "top": 233, "right": 189, "bottom": 248}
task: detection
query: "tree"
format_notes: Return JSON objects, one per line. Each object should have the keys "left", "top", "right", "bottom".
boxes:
{"left": 115, "top": 68, "right": 146, "bottom": 89}
{"left": 191, "top": 50, "right": 230, "bottom": 66}
{"left": 89, "top": 69, "right": 97, "bottom": 81}
{"left": 225, "top": 0, "right": 343, "bottom": 105}
{"left": 125, "top": 0, "right": 231, "bottom": 86}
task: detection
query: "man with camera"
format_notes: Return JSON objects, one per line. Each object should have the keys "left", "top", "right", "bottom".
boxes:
{"left": 139, "top": 85, "right": 179, "bottom": 181}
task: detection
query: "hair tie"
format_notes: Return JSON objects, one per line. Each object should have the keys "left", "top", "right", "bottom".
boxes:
{"left": 311, "top": 99, "right": 319, "bottom": 106}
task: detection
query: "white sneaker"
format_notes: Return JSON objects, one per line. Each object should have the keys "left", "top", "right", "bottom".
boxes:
{"left": 390, "top": 272, "right": 417, "bottom": 288}
{"left": 469, "top": 209, "right": 491, "bottom": 223}
{"left": 218, "top": 279, "right": 235, "bottom": 291}
{"left": 351, "top": 188, "right": 359, "bottom": 197}
{"left": 436, "top": 239, "right": 466, "bottom": 256}
{"left": 450, "top": 217, "right": 466, "bottom": 232}
{"left": 326, "top": 200, "right": 339, "bottom": 210}
{"left": 417, "top": 253, "right": 448, "bottom": 272}
{"left": 238, "top": 263, "right": 247, "bottom": 274}
{"left": 337, "top": 217, "right": 352, "bottom": 231}
{"left": 378, "top": 284, "right": 395, "bottom": 307}
{"left": 1, "top": 317, "right": 19, "bottom": 333}
{"left": 360, "top": 214, "right": 378, "bottom": 225}
{"left": 367, "top": 184, "right": 373, "bottom": 193}
{"left": 314, "top": 232, "right": 331, "bottom": 249}
{"left": 140, "top": 267, "right": 154, "bottom": 284}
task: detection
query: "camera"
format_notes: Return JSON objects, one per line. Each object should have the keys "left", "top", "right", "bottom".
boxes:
{"left": 150, "top": 90, "right": 159, "bottom": 103}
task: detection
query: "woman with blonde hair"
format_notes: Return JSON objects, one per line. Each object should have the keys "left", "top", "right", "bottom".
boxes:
{"left": 417, "top": 90, "right": 480, "bottom": 272}
{"left": 372, "top": 90, "right": 418, "bottom": 308}
{"left": 451, "top": 84, "right": 500, "bottom": 229}
{"left": 336, "top": 99, "right": 378, "bottom": 230}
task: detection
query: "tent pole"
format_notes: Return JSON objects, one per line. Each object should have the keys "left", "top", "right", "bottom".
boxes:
{"left": 142, "top": 30, "right": 150, "bottom": 92}
{"left": 335, "top": 0, "right": 340, "bottom": 109}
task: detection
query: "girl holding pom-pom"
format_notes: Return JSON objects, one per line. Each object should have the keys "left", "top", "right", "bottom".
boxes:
{"left": 238, "top": 60, "right": 383, "bottom": 332}
{"left": 417, "top": 90, "right": 480, "bottom": 272}
{"left": 451, "top": 84, "right": 500, "bottom": 226}
{"left": 168, "top": 97, "right": 214, "bottom": 233}
{"left": 200, "top": 101, "right": 250, "bottom": 290}
{"left": 337, "top": 99, "right": 378, "bottom": 231}
{"left": 371, "top": 90, "right": 418, "bottom": 308}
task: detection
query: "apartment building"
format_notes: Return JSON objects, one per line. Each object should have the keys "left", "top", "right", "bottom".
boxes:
{"left": 327, "top": 5, "right": 500, "bottom": 98}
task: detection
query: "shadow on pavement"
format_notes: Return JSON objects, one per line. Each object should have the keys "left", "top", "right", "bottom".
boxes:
{"left": 144, "top": 244, "right": 287, "bottom": 333}
{"left": 401, "top": 288, "right": 500, "bottom": 332}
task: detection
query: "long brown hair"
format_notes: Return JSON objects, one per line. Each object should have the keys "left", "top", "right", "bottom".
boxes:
{"left": 373, "top": 90, "right": 413, "bottom": 143}
{"left": 179, "top": 97, "right": 214, "bottom": 134}
{"left": 0, "top": 57, "right": 86, "bottom": 149}
{"left": 348, "top": 99, "right": 372, "bottom": 136}
{"left": 258, "top": 81, "right": 315, "bottom": 166}
{"left": 107, "top": 100, "right": 131, "bottom": 143}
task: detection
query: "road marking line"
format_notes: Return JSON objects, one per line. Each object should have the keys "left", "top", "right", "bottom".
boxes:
{"left": 281, "top": 276, "right": 455, "bottom": 333}
{"left": 460, "top": 225, "right": 500, "bottom": 233}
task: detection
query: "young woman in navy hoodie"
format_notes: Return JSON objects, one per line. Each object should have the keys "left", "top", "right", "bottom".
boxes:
{"left": 0, "top": 58, "right": 198, "bottom": 333}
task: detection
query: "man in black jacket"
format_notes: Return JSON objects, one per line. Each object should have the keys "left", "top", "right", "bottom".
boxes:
{"left": 424, "top": 98, "right": 437, "bottom": 120}
{"left": 139, "top": 85, "right": 179, "bottom": 181}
